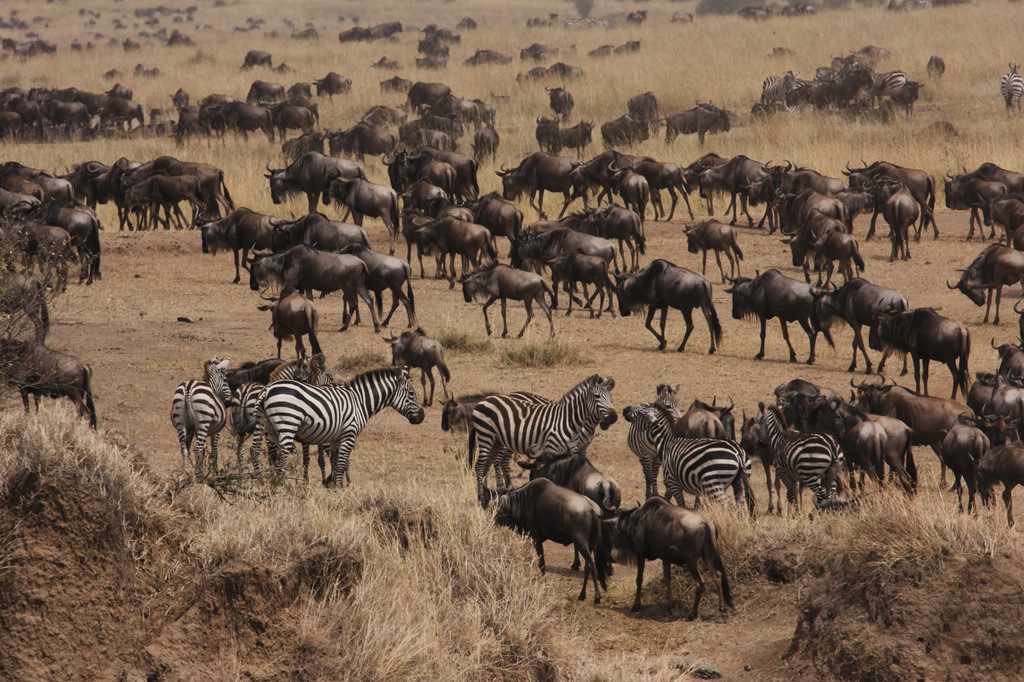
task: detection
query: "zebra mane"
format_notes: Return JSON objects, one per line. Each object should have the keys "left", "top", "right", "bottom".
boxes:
{"left": 348, "top": 366, "right": 404, "bottom": 386}
{"left": 560, "top": 373, "right": 601, "bottom": 402}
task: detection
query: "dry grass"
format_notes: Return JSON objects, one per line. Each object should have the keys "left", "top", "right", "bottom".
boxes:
{"left": 434, "top": 327, "right": 493, "bottom": 353}
{"left": 502, "top": 338, "right": 583, "bottom": 367}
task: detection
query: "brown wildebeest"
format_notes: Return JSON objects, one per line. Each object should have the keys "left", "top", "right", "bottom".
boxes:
{"left": 0, "top": 272, "right": 49, "bottom": 342}
{"left": 497, "top": 152, "right": 580, "bottom": 220}
{"left": 327, "top": 177, "right": 400, "bottom": 254}
{"left": 616, "top": 259, "right": 723, "bottom": 354}
{"left": 811, "top": 230, "right": 865, "bottom": 288}
{"left": 940, "top": 414, "right": 991, "bottom": 512}
{"left": 608, "top": 166, "right": 650, "bottom": 223}
{"left": 843, "top": 161, "right": 937, "bottom": 239}
{"left": 877, "top": 180, "right": 919, "bottom": 261}
{"left": 257, "top": 286, "right": 322, "bottom": 358}
{"left": 948, "top": 244, "right": 1024, "bottom": 325}
{"left": 198, "top": 208, "right": 276, "bottom": 283}
{"left": 549, "top": 248, "right": 617, "bottom": 318}
{"left": 468, "top": 192, "right": 522, "bottom": 255}
{"left": 611, "top": 496, "right": 733, "bottom": 620}
{"left": 978, "top": 444, "right": 1024, "bottom": 526}
{"left": 461, "top": 262, "right": 555, "bottom": 338}
{"left": 493, "top": 478, "right": 610, "bottom": 604}
{"left": 384, "top": 327, "right": 449, "bottom": 406}
{"left": 0, "top": 340, "right": 96, "bottom": 427}
{"left": 337, "top": 243, "right": 417, "bottom": 328}
{"left": 684, "top": 219, "right": 743, "bottom": 283}
{"left": 674, "top": 396, "right": 736, "bottom": 440}
{"left": 266, "top": 152, "right": 364, "bottom": 214}
{"left": 811, "top": 278, "right": 909, "bottom": 374}
{"left": 740, "top": 413, "right": 782, "bottom": 514}
{"left": 241, "top": 50, "right": 272, "bottom": 69}
{"left": 870, "top": 308, "right": 970, "bottom": 399}
{"left": 547, "top": 86, "right": 574, "bottom": 121}
{"left": 414, "top": 215, "right": 496, "bottom": 287}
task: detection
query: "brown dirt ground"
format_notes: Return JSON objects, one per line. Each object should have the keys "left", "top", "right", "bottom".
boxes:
{"left": 6, "top": 201, "right": 1018, "bottom": 679}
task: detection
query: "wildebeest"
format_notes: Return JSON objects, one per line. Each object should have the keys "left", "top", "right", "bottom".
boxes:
{"left": 949, "top": 245, "right": 1024, "bottom": 325}
{"left": 282, "top": 131, "right": 326, "bottom": 161}
{"left": 386, "top": 148, "right": 480, "bottom": 202}
{"left": 812, "top": 278, "right": 908, "bottom": 373}
{"left": 869, "top": 308, "right": 970, "bottom": 399}
{"left": 600, "top": 115, "right": 649, "bottom": 148}
{"left": 327, "top": 177, "right": 399, "bottom": 254}
{"left": 611, "top": 497, "right": 733, "bottom": 620}
{"left": 123, "top": 174, "right": 206, "bottom": 231}
{"left": 464, "top": 49, "right": 512, "bottom": 66}
{"left": 460, "top": 262, "right": 555, "bottom": 338}
{"left": 246, "top": 80, "right": 285, "bottom": 105}
{"left": 311, "top": 72, "right": 351, "bottom": 100}
{"left": 608, "top": 166, "right": 650, "bottom": 223}
{"left": 0, "top": 273, "right": 49, "bottom": 343}
{"left": 380, "top": 75, "right": 413, "bottom": 93}
{"left": 266, "top": 152, "right": 364, "bottom": 214}
{"left": 811, "top": 229, "right": 865, "bottom": 287}
{"left": 843, "top": 161, "right": 936, "bottom": 238}
{"left": 249, "top": 245, "right": 380, "bottom": 332}
{"left": 943, "top": 170, "right": 1007, "bottom": 241}
{"left": 198, "top": 208, "right": 277, "bottom": 284}
{"left": 468, "top": 192, "right": 522, "bottom": 255}
{"left": 241, "top": 50, "right": 272, "bottom": 69}
{"left": 631, "top": 159, "right": 695, "bottom": 222}
{"left": 725, "top": 270, "right": 833, "bottom": 364}
{"left": 699, "top": 154, "right": 770, "bottom": 227}
{"left": 269, "top": 212, "right": 369, "bottom": 253}
{"left": 404, "top": 81, "right": 451, "bottom": 112}
{"left": 627, "top": 92, "right": 660, "bottom": 131}
{"left": 497, "top": 152, "right": 580, "bottom": 220}
{"left": 337, "top": 243, "right": 416, "bottom": 329}
{"left": 615, "top": 259, "right": 723, "bottom": 354}
{"left": 549, "top": 248, "right": 617, "bottom": 318}
{"left": 977, "top": 443, "right": 1024, "bottom": 525}
{"left": 328, "top": 122, "right": 397, "bottom": 161}
{"left": 547, "top": 86, "right": 574, "bottom": 122}
{"left": 0, "top": 340, "right": 96, "bottom": 427}
{"left": 257, "top": 286, "right": 322, "bottom": 358}
{"left": 877, "top": 180, "right": 919, "bottom": 261}
{"left": 384, "top": 328, "right": 449, "bottom": 406}
{"left": 684, "top": 220, "right": 743, "bottom": 283}
{"left": 412, "top": 214, "right": 496, "bottom": 287}
{"left": 493, "top": 478, "right": 610, "bottom": 603}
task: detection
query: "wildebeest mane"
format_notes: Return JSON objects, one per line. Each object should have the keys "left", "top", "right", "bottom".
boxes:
{"left": 620, "top": 258, "right": 671, "bottom": 310}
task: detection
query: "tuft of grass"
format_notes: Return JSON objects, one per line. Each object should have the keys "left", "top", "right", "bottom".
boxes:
{"left": 434, "top": 328, "right": 492, "bottom": 354}
{"left": 502, "top": 339, "right": 581, "bottom": 367}
{"left": 334, "top": 350, "right": 386, "bottom": 373}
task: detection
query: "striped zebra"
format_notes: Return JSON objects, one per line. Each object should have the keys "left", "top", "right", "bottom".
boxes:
{"left": 254, "top": 367, "right": 424, "bottom": 487}
{"left": 230, "top": 381, "right": 265, "bottom": 467}
{"left": 625, "top": 384, "right": 682, "bottom": 498}
{"left": 1001, "top": 63, "right": 1023, "bottom": 112}
{"left": 871, "top": 70, "right": 909, "bottom": 104}
{"left": 469, "top": 374, "right": 616, "bottom": 507}
{"left": 761, "top": 70, "right": 799, "bottom": 106}
{"left": 623, "top": 403, "right": 754, "bottom": 513}
{"left": 171, "top": 356, "right": 231, "bottom": 479}
{"left": 758, "top": 404, "right": 843, "bottom": 510}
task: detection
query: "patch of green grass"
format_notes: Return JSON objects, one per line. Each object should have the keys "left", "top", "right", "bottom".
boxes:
{"left": 501, "top": 340, "right": 580, "bottom": 368}
{"left": 434, "top": 329, "right": 492, "bottom": 354}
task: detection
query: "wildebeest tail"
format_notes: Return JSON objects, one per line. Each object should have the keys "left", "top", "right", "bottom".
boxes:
{"left": 705, "top": 289, "right": 723, "bottom": 346}
{"left": 595, "top": 519, "right": 611, "bottom": 591}
{"left": 38, "top": 293, "right": 50, "bottom": 342}
{"left": 732, "top": 233, "right": 743, "bottom": 261}
{"left": 709, "top": 529, "right": 734, "bottom": 610}
{"left": 406, "top": 276, "right": 416, "bottom": 316}
{"left": 82, "top": 366, "right": 97, "bottom": 429}
{"left": 87, "top": 216, "right": 101, "bottom": 280}
{"left": 959, "top": 328, "right": 971, "bottom": 397}
{"left": 308, "top": 307, "right": 322, "bottom": 355}
{"left": 470, "top": 160, "right": 480, "bottom": 199}
{"left": 852, "top": 241, "right": 865, "bottom": 273}
{"left": 484, "top": 232, "right": 497, "bottom": 263}
{"left": 541, "top": 278, "right": 556, "bottom": 307}
{"left": 220, "top": 172, "right": 234, "bottom": 210}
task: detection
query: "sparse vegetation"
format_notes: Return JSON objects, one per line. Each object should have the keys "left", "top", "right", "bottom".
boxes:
{"left": 333, "top": 349, "right": 386, "bottom": 372}
{"left": 434, "top": 328, "right": 492, "bottom": 353}
{"left": 502, "top": 339, "right": 582, "bottom": 367}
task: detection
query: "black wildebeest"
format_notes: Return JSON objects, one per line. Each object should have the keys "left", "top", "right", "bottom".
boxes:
{"left": 493, "top": 477, "right": 610, "bottom": 603}
{"left": 665, "top": 104, "right": 731, "bottom": 147}
{"left": 314, "top": 72, "right": 352, "bottom": 99}
{"left": 943, "top": 170, "right": 1007, "bottom": 241}
{"left": 257, "top": 285, "right": 322, "bottom": 358}
{"left": 246, "top": 80, "right": 285, "bottom": 105}
{"left": 725, "top": 269, "right": 833, "bottom": 364}
{"left": 468, "top": 192, "right": 522, "bottom": 255}
{"left": 949, "top": 244, "right": 1024, "bottom": 325}
{"left": 266, "top": 152, "right": 364, "bottom": 214}
{"left": 615, "top": 259, "right": 723, "bottom": 354}
{"left": 812, "top": 278, "right": 908, "bottom": 373}
{"left": 198, "top": 208, "right": 277, "bottom": 284}
{"left": 535, "top": 115, "right": 561, "bottom": 154}
{"left": 0, "top": 340, "right": 96, "bottom": 427}
{"left": 497, "top": 152, "right": 580, "bottom": 220}
{"left": 384, "top": 328, "right": 449, "bottom": 406}
{"left": 404, "top": 81, "right": 451, "bottom": 113}
{"left": 249, "top": 245, "right": 380, "bottom": 332}
{"left": 611, "top": 496, "right": 733, "bottom": 620}
{"left": 338, "top": 244, "right": 417, "bottom": 328}
{"left": 684, "top": 219, "right": 743, "bottom": 283}
{"left": 547, "top": 86, "right": 575, "bottom": 122}
{"left": 461, "top": 262, "right": 555, "bottom": 338}
{"left": 870, "top": 308, "right": 970, "bottom": 399}
{"left": 241, "top": 50, "right": 272, "bottom": 69}
{"left": 327, "top": 177, "right": 400, "bottom": 254}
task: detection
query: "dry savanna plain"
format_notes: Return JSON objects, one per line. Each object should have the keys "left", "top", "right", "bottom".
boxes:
{"left": 6, "top": 0, "right": 1024, "bottom": 679}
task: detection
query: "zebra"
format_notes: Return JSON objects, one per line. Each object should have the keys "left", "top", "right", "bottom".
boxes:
{"left": 625, "top": 384, "right": 682, "bottom": 498}
{"left": 761, "top": 70, "right": 799, "bottom": 106}
{"left": 871, "top": 70, "right": 909, "bottom": 105}
{"left": 1001, "top": 63, "right": 1023, "bottom": 112}
{"left": 230, "top": 381, "right": 265, "bottom": 467}
{"left": 758, "top": 404, "right": 844, "bottom": 511}
{"left": 623, "top": 403, "right": 754, "bottom": 513}
{"left": 253, "top": 367, "right": 424, "bottom": 487}
{"left": 171, "top": 356, "right": 231, "bottom": 479}
{"left": 469, "top": 374, "right": 616, "bottom": 507}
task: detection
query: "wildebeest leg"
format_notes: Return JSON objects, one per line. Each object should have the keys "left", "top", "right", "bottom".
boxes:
{"left": 701, "top": 250, "right": 708, "bottom": 277}
{"left": 534, "top": 537, "right": 547, "bottom": 574}
{"left": 866, "top": 210, "right": 879, "bottom": 241}
{"left": 761, "top": 459, "right": 774, "bottom": 514}
{"left": 558, "top": 191, "right": 572, "bottom": 220}
{"left": 646, "top": 306, "right": 668, "bottom": 350}
{"left": 534, "top": 190, "right": 547, "bottom": 220}
{"left": 1003, "top": 483, "right": 1016, "bottom": 527}
{"left": 850, "top": 325, "right": 870, "bottom": 373}
{"left": 295, "top": 335, "right": 306, "bottom": 359}
{"left": 306, "top": 192, "right": 317, "bottom": 215}
{"left": 755, "top": 317, "right": 768, "bottom": 360}
{"left": 480, "top": 295, "right": 497, "bottom": 336}
{"left": 715, "top": 251, "right": 727, "bottom": 283}
{"left": 683, "top": 558, "right": 706, "bottom": 621}
{"left": 276, "top": 335, "right": 284, "bottom": 359}
{"left": 740, "top": 195, "right": 755, "bottom": 227}
{"left": 357, "top": 283, "right": 381, "bottom": 332}
{"left": 778, "top": 320, "right": 799, "bottom": 362}
{"left": 677, "top": 308, "right": 694, "bottom": 353}
{"left": 797, "top": 318, "right": 819, "bottom": 364}
{"left": 966, "top": 471, "right": 978, "bottom": 513}
{"left": 946, "top": 359, "right": 962, "bottom": 400}
{"left": 516, "top": 298, "right": 536, "bottom": 338}
{"left": 630, "top": 557, "right": 646, "bottom": 611}
{"left": 728, "top": 191, "right": 738, "bottom": 226}
{"left": 913, "top": 356, "right": 926, "bottom": 395}
{"left": 422, "top": 367, "right": 434, "bottom": 407}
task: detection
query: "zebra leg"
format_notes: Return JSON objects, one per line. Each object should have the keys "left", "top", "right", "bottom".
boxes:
{"left": 302, "top": 444, "right": 310, "bottom": 482}
{"left": 192, "top": 430, "right": 208, "bottom": 481}
{"left": 248, "top": 424, "right": 264, "bottom": 473}
{"left": 209, "top": 432, "right": 219, "bottom": 473}
{"left": 177, "top": 428, "right": 191, "bottom": 473}
{"left": 497, "top": 452, "right": 513, "bottom": 493}
{"left": 331, "top": 436, "right": 356, "bottom": 489}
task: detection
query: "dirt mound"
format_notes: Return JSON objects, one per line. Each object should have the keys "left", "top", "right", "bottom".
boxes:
{"left": 785, "top": 553, "right": 1024, "bottom": 680}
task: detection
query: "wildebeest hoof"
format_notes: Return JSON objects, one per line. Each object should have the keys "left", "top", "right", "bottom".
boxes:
{"left": 754, "top": 354, "right": 764, "bottom": 361}
{"left": 630, "top": 603, "right": 642, "bottom": 612}
{"left": 657, "top": 342, "right": 667, "bottom": 351}
{"left": 805, "top": 358, "right": 814, "bottom": 365}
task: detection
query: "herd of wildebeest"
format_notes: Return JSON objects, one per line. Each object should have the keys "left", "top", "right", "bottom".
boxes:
{"left": 9, "top": 10, "right": 1024, "bottom": 616}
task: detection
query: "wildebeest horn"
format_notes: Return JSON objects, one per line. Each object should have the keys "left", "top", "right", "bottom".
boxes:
{"left": 946, "top": 279, "right": 958, "bottom": 289}
{"left": 992, "top": 337, "right": 1001, "bottom": 350}
{"left": 774, "top": 382, "right": 785, "bottom": 397}
{"left": 259, "top": 288, "right": 277, "bottom": 302}
{"left": 1015, "top": 299, "right": 1024, "bottom": 314}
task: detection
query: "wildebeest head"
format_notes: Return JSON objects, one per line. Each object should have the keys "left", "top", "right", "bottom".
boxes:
{"left": 723, "top": 276, "right": 755, "bottom": 320}
{"left": 198, "top": 213, "right": 226, "bottom": 255}
{"left": 496, "top": 162, "right": 530, "bottom": 202}
{"left": 265, "top": 165, "right": 288, "bottom": 204}
{"left": 247, "top": 252, "right": 282, "bottom": 291}
{"left": 946, "top": 248, "right": 991, "bottom": 307}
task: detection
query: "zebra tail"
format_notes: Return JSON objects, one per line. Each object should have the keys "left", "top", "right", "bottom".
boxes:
{"left": 741, "top": 468, "right": 757, "bottom": 516}
{"left": 467, "top": 426, "right": 476, "bottom": 467}
{"left": 83, "top": 366, "right": 97, "bottom": 429}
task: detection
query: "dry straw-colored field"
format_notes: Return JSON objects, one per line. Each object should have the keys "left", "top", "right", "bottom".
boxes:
{"left": 6, "top": 0, "right": 1024, "bottom": 679}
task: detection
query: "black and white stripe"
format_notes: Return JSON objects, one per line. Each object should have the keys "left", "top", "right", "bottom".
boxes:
{"left": 759, "top": 405, "right": 843, "bottom": 509}
{"left": 171, "top": 356, "right": 231, "bottom": 478}
{"left": 761, "top": 70, "right": 798, "bottom": 105}
{"left": 623, "top": 403, "right": 753, "bottom": 512}
{"left": 253, "top": 367, "right": 424, "bottom": 487}
{"left": 625, "top": 384, "right": 681, "bottom": 498}
{"left": 230, "top": 381, "right": 265, "bottom": 467}
{"left": 872, "top": 70, "right": 909, "bottom": 103}
{"left": 469, "top": 374, "right": 616, "bottom": 507}
{"left": 1002, "top": 63, "right": 1023, "bottom": 112}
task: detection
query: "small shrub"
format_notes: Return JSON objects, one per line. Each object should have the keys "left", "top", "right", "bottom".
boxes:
{"left": 502, "top": 339, "right": 580, "bottom": 367}
{"left": 434, "top": 329, "right": 491, "bottom": 353}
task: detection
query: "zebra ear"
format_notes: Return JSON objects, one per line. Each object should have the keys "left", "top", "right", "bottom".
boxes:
{"left": 603, "top": 375, "right": 615, "bottom": 390}
{"left": 217, "top": 358, "right": 231, "bottom": 370}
